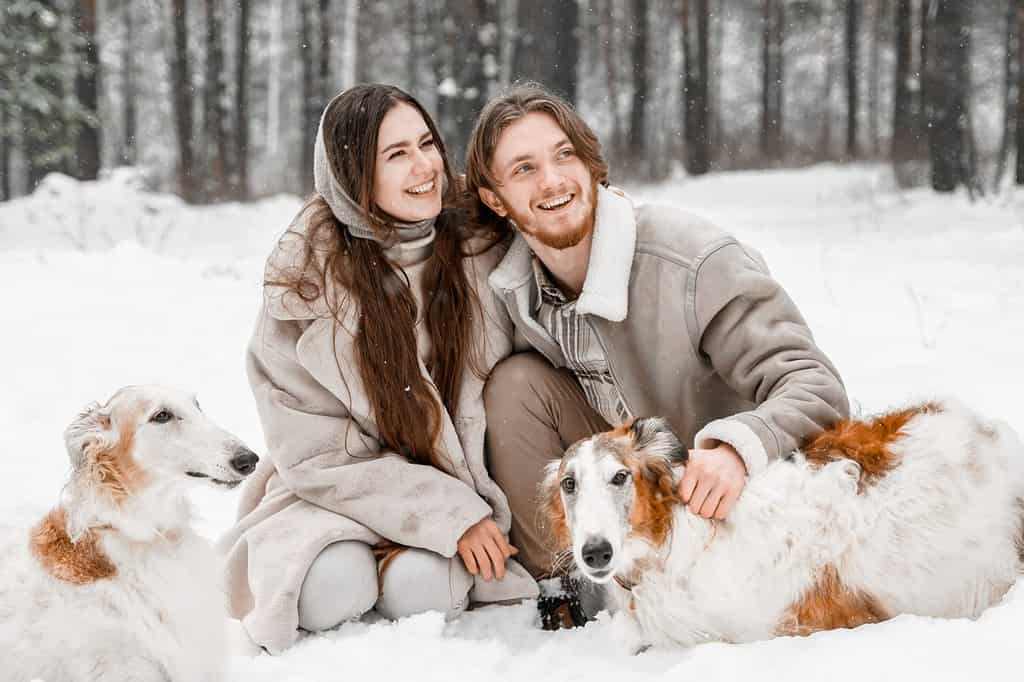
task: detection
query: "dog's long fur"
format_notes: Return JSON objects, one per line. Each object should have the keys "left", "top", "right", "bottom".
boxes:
{"left": 0, "top": 386, "right": 257, "bottom": 681}
{"left": 542, "top": 402, "right": 1024, "bottom": 649}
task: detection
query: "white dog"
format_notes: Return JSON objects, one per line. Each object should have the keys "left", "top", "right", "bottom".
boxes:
{"left": 0, "top": 386, "right": 258, "bottom": 681}
{"left": 542, "top": 402, "right": 1024, "bottom": 650}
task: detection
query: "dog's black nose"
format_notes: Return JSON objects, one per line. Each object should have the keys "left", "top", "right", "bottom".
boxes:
{"left": 230, "top": 448, "right": 259, "bottom": 475}
{"left": 581, "top": 539, "right": 613, "bottom": 570}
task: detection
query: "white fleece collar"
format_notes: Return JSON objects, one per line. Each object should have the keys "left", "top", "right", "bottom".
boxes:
{"left": 488, "top": 185, "right": 637, "bottom": 322}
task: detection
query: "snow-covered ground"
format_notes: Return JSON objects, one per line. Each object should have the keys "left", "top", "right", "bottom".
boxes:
{"left": 1, "top": 165, "right": 1022, "bottom": 681}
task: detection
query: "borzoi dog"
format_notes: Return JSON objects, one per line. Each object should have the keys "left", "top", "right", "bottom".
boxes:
{"left": 0, "top": 386, "right": 258, "bottom": 681}
{"left": 542, "top": 402, "right": 1024, "bottom": 650}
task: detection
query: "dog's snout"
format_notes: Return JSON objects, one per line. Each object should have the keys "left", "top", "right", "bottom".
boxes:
{"left": 230, "top": 447, "right": 259, "bottom": 475}
{"left": 581, "top": 539, "right": 613, "bottom": 570}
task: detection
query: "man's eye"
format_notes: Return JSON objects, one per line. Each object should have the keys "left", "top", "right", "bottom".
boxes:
{"left": 561, "top": 477, "right": 576, "bottom": 494}
{"left": 150, "top": 410, "right": 174, "bottom": 424}
{"left": 557, "top": 148, "right": 575, "bottom": 160}
{"left": 611, "top": 471, "right": 630, "bottom": 486}
{"left": 514, "top": 164, "right": 532, "bottom": 175}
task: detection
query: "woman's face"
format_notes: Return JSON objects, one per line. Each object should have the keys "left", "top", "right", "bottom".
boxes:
{"left": 372, "top": 102, "right": 445, "bottom": 223}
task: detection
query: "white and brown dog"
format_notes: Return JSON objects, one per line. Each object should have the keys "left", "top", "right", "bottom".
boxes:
{"left": 0, "top": 386, "right": 258, "bottom": 681}
{"left": 542, "top": 402, "right": 1024, "bottom": 650}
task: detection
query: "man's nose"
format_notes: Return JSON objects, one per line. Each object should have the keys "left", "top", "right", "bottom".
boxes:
{"left": 537, "top": 163, "right": 563, "bottom": 192}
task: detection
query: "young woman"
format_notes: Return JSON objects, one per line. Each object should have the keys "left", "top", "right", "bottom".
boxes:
{"left": 219, "top": 85, "right": 538, "bottom": 654}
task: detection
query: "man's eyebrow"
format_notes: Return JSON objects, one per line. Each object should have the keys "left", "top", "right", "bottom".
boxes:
{"left": 380, "top": 131, "right": 432, "bottom": 155}
{"left": 502, "top": 138, "right": 573, "bottom": 173}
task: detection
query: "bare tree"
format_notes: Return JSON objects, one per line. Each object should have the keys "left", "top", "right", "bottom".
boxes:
{"left": 629, "top": 0, "right": 648, "bottom": 167}
{"left": 513, "top": 0, "right": 580, "bottom": 103}
{"left": 869, "top": 0, "right": 886, "bottom": 156}
{"left": 845, "top": 0, "right": 859, "bottom": 158}
{"left": 235, "top": 0, "right": 250, "bottom": 199}
{"left": 203, "top": 0, "right": 229, "bottom": 200}
{"left": 300, "top": 0, "right": 316, "bottom": 194}
{"left": 599, "top": 0, "right": 626, "bottom": 161}
{"left": 319, "top": 0, "right": 331, "bottom": 102}
{"left": 170, "top": 0, "right": 199, "bottom": 202}
{"left": 121, "top": 0, "right": 136, "bottom": 164}
{"left": 761, "top": 0, "right": 784, "bottom": 162}
{"left": 682, "top": 0, "right": 711, "bottom": 175}
{"left": 1017, "top": 0, "right": 1024, "bottom": 185}
{"left": 925, "top": 0, "right": 971, "bottom": 193}
{"left": 73, "top": 0, "right": 100, "bottom": 180}
{"left": 0, "top": 101, "right": 9, "bottom": 201}
{"left": 892, "top": 0, "right": 917, "bottom": 171}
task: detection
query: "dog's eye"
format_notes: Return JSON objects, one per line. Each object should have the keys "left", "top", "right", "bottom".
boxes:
{"left": 150, "top": 410, "right": 174, "bottom": 424}
{"left": 561, "top": 477, "right": 576, "bottom": 494}
{"left": 611, "top": 470, "right": 630, "bottom": 486}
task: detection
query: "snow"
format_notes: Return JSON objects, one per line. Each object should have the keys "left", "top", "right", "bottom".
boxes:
{"left": 1, "top": 166, "right": 1022, "bottom": 681}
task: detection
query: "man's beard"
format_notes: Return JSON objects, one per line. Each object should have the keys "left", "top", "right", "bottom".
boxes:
{"left": 506, "top": 183, "right": 596, "bottom": 250}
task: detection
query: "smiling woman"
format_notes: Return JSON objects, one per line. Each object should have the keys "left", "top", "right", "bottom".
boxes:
{"left": 219, "top": 84, "right": 538, "bottom": 654}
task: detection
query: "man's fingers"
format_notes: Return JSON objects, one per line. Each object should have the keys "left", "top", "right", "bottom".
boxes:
{"left": 679, "top": 468, "right": 698, "bottom": 502}
{"left": 688, "top": 478, "right": 714, "bottom": 517}
{"left": 460, "top": 546, "right": 479, "bottom": 576}
{"left": 699, "top": 488, "right": 724, "bottom": 518}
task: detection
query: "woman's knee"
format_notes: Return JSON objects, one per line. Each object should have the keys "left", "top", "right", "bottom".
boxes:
{"left": 297, "top": 541, "right": 378, "bottom": 632}
{"left": 375, "top": 549, "right": 473, "bottom": 620}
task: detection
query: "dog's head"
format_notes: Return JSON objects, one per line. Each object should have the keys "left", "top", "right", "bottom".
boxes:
{"left": 541, "top": 417, "right": 687, "bottom": 583}
{"left": 64, "top": 385, "right": 259, "bottom": 502}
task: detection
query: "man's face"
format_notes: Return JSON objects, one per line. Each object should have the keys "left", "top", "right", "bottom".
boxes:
{"left": 479, "top": 112, "right": 596, "bottom": 250}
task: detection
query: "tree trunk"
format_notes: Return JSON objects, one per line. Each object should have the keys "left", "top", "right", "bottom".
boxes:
{"left": 0, "top": 102, "right": 9, "bottom": 201}
{"left": 760, "top": 0, "right": 784, "bottom": 162}
{"left": 512, "top": 0, "right": 580, "bottom": 104}
{"left": 319, "top": 0, "right": 331, "bottom": 103}
{"left": 892, "top": 0, "right": 916, "bottom": 167}
{"left": 820, "top": 0, "right": 836, "bottom": 157}
{"left": 600, "top": 0, "right": 625, "bottom": 161}
{"left": 682, "top": 0, "right": 711, "bottom": 175}
{"left": 845, "top": 0, "right": 859, "bottom": 159}
{"left": 73, "top": 0, "right": 100, "bottom": 180}
{"left": 267, "top": 0, "right": 281, "bottom": 156}
{"left": 995, "top": 0, "right": 1017, "bottom": 189}
{"left": 203, "top": 0, "right": 229, "bottom": 201}
{"left": 925, "top": 0, "right": 969, "bottom": 193}
{"left": 407, "top": 0, "right": 419, "bottom": 92}
{"left": 122, "top": 0, "right": 136, "bottom": 164}
{"left": 235, "top": 0, "right": 250, "bottom": 199}
{"left": 629, "top": 0, "right": 649, "bottom": 167}
{"left": 869, "top": 0, "right": 885, "bottom": 156}
{"left": 171, "top": 0, "right": 198, "bottom": 202}
{"left": 1017, "top": 0, "right": 1024, "bottom": 185}
{"left": 300, "top": 0, "right": 316, "bottom": 194}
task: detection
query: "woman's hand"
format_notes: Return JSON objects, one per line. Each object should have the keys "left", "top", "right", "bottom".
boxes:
{"left": 457, "top": 517, "right": 518, "bottom": 581}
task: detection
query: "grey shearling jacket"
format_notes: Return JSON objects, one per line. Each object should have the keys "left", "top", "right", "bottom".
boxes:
{"left": 487, "top": 186, "right": 850, "bottom": 474}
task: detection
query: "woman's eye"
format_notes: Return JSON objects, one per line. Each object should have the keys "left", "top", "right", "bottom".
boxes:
{"left": 611, "top": 471, "right": 629, "bottom": 486}
{"left": 561, "top": 477, "right": 576, "bottom": 494}
{"left": 388, "top": 150, "right": 406, "bottom": 160}
{"left": 421, "top": 138, "right": 435, "bottom": 149}
{"left": 150, "top": 410, "right": 174, "bottom": 424}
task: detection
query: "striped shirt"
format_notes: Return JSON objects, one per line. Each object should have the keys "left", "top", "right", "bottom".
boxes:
{"left": 532, "top": 257, "right": 632, "bottom": 426}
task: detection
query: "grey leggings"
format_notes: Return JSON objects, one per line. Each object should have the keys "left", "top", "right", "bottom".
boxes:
{"left": 296, "top": 541, "right": 474, "bottom": 632}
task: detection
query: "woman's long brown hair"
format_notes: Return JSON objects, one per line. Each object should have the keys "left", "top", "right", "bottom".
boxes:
{"left": 270, "top": 84, "right": 507, "bottom": 469}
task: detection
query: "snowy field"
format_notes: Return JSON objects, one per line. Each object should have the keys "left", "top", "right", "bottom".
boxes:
{"left": 1, "top": 165, "right": 1022, "bottom": 680}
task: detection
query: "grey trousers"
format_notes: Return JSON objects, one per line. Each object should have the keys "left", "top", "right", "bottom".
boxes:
{"left": 297, "top": 541, "right": 474, "bottom": 632}
{"left": 483, "top": 353, "right": 610, "bottom": 578}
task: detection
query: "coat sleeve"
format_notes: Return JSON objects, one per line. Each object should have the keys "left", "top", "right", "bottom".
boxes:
{"left": 688, "top": 240, "right": 850, "bottom": 475}
{"left": 247, "top": 308, "right": 493, "bottom": 558}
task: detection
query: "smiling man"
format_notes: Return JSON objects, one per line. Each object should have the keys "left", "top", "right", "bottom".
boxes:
{"left": 465, "top": 83, "right": 850, "bottom": 624}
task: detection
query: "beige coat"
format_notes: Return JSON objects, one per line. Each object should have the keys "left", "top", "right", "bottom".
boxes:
{"left": 219, "top": 229, "right": 538, "bottom": 654}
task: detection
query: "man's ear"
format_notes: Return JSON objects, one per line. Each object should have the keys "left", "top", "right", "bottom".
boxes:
{"left": 478, "top": 186, "right": 508, "bottom": 217}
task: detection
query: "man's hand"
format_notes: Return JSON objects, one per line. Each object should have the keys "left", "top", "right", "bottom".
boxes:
{"left": 679, "top": 443, "right": 748, "bottom": 520}
{"left": 457, "top": 517, "right": 518, "bottom": 581}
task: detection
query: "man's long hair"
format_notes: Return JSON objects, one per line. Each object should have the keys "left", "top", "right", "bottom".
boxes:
{"left": 269, "top": 84, "right": 507, "bottom": 469}
{"left": 464, "top": 82, "right": 610, "bottom": 229}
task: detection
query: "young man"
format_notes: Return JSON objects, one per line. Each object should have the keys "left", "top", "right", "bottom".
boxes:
{"left": 465, "top": 83, "right": 850, "bottom": 600}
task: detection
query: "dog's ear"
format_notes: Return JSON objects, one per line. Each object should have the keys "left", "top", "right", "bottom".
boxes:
{"left": 629, "top": 417, "right": 688, "bottom": 465}
{"left": 64, "top": 402, "right": 113, "bottom": 470}
{"left": 538, "top": 459, "right": 570, "bottom": 551}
